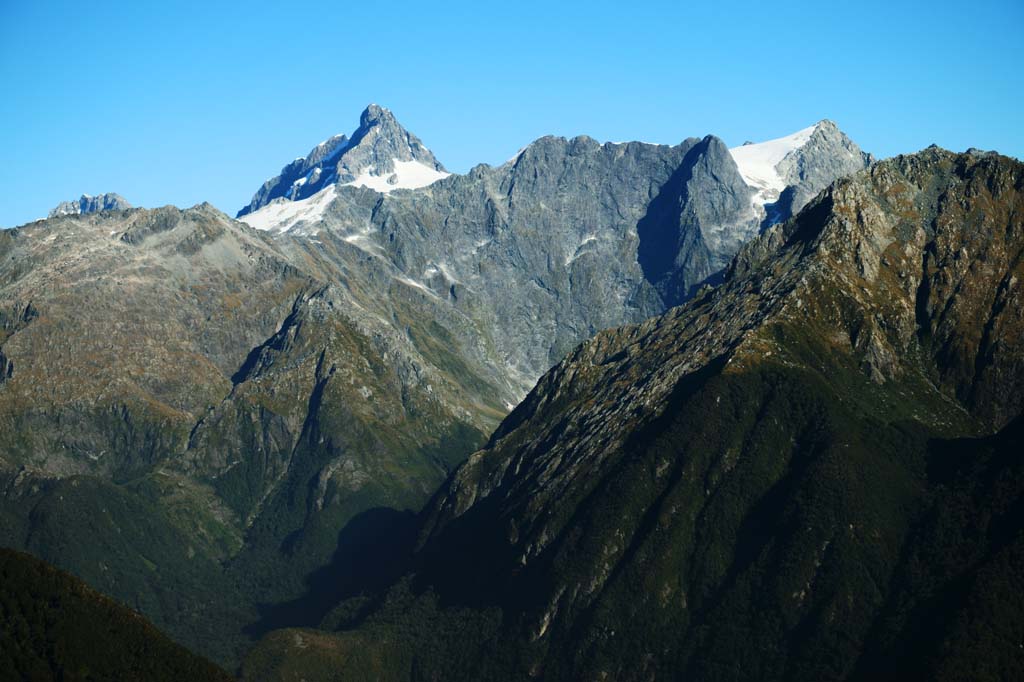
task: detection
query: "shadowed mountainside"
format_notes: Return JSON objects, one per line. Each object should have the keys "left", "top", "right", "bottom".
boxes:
{"left": 244, "top": 148, "right": 1024, "bottom": 681}
{"left": 0, "top": 547, "right": 231, "bottom": 681}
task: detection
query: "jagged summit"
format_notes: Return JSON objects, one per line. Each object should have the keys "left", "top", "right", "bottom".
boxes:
{"left": 729, "top": 122, "right": 822, "bottom": 198}
{"left": 47, "top": 192, "right": 131, "bottom": 218}
{"left": 358, "top": 103, "right": 397, "bottom": 129}
{"left": 237, "top": 104, "right": 449, "bottom": 222}
{"left": 333, "top": 103, "right": 447, "bottom": 189}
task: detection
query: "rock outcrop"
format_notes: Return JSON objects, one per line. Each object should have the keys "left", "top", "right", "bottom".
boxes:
{"left": 47, "top": 192, "right": 131, "bottom": 218}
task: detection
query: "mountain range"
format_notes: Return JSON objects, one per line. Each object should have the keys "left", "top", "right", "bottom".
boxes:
{"left": 1, "top": 105, "right": 1019, "bottom": 679}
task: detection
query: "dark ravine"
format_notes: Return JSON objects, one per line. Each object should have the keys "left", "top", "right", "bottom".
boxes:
{"left": 243, "top": 148, "right": 1024, "bottom": 681}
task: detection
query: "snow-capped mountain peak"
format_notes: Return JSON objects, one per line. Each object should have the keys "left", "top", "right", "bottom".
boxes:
{"left": 236, "top": 104, "right": 448, "bottom": 223}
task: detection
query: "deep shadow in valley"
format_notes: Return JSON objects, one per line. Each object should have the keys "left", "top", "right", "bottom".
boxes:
{"left": 242, "top": 506, "right": 419, "bottom": 640}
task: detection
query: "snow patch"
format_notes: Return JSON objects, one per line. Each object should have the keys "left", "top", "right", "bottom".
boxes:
{"left": 238, "top": 185, "right": 337, "bottom": 233}
{"left": 343, "top": 160, "right": 450, "bottom": 193}
{"left": 395, "top": 275, "right": 438, "bottom": 297}
{"left": 339, "top": 225, "right": 385, "bottom": 256}
{"left": 504, "top": 147, "right": 528, "bottom": 166}
{"left": 729, "top": 123, "right": 819, "bottom": 211}
{"left": 286, "top": 175, "right": 309, "bottom": 198}
{"left": 565, "top": 234, "right": 599, "bottom": 266}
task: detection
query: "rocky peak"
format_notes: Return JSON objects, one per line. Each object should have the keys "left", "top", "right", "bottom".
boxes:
{"left": 636, "top": 134, "right": 755, "bottom": 305}
{"left": 48, "top": 193, "right": 131, "bottom": 218}
{"left": 732, "top": 146, "right": 1023, "bottom": 424}
{"left": 334, "top": 103, "right": 447, "bottom": 184}
{"left": 426, "top": 147, "right": 1024, "bottom": 545}
{"left": 680, "top": 135, "right": 757, "bottom": 263}
{"left": 237, "top": 104, "right": 449, "bottom": 218}
{"left": 773, "top": 118, "right": 874, "bottom": 218}
{"left": 360, "top": 102, "right": 389, "bottom": 125}
{"left": 357, "top": 103, "right": 404, "bottom": 132}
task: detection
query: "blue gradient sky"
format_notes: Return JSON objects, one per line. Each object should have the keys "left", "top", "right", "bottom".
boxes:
{"left": 1, "top": 0, "right": 1021, "bottom": 227}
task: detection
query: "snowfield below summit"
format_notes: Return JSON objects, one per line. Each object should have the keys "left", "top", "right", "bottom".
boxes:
{"left": 729, "top": 123, "right": 819, "bottom": 211}
{"left": 342, "top": 159, "right": 450, "bottom": 193}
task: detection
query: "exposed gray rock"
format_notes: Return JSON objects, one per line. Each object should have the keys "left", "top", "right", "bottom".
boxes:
{"left": 236, "top": 110, "right": 872, "bottom": 390}
{"left": 334, "top": 103, "right": 446, "bottom": 182}
{"left": 309, "top": 135, "right": 699, "bottom": 386}
{"left": 47, "top": 193, "right": 131, "bottom": 218}
{"left": 236, "top": 135, "right": 351, "bottom": 216}
{"left": 772, "top": 119, "right": 874, "bottom": 221}
{"left": 637, "top": 135, "right": 757, "bottom": 303}
{"left": 276, "top": 148, "right": 1024, "bottom": 682}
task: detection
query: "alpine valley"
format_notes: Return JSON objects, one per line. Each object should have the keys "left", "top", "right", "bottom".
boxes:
{"left": 1, "top": 105, "right": 1020, "bottom": 681}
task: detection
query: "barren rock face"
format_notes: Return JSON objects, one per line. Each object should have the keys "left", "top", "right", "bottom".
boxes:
{"left": 429, "top": 148, "right": 1024, "bottom": 548}
{"left": 774, "top": 119, "right": 874, "bottom": 220}
{"left": 238, "top": 110, "right": 872, "bottom": 386}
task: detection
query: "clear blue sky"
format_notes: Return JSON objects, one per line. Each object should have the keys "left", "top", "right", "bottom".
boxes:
{"left": 1, "top": 0, "right": 1021, "bottom": 227}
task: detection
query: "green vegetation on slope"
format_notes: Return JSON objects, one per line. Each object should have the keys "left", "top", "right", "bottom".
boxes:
{"left": 0, "top": 547, "right": 231, "bottom": 682}
{"left": 0, "top": 473, "right": 256, "bottom": 665}
{"left": 245, "top": 359, "right": 1024, "bottom": 682}
{"left": 0, "top": 207, "right": 504, "bottom": 669}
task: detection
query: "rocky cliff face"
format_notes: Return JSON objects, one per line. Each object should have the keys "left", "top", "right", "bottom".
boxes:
{"left": 47, "top": 192, "right": 131, "bottom": 218}
{"left": 237, "top": 108, "right": 870, "bottom": 386}
{"left": 322, "top": 134, "right": 695, "bottom": 383}
{"left": 638, "top": 134, "right": 757, "bottom": 301}
{"left": 774, "top": 119, "right": 875, "bottom": 220}
{"left": 248, "top": 148, "right": 1024, "bottom": 681}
